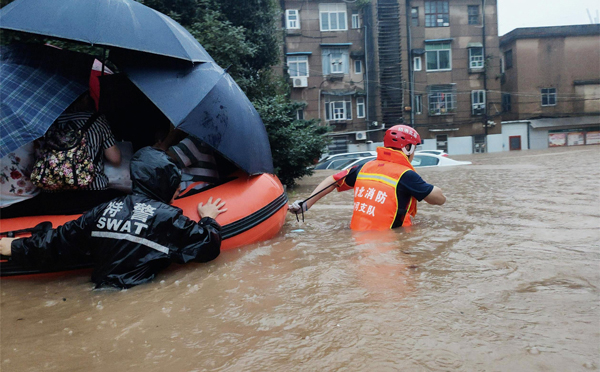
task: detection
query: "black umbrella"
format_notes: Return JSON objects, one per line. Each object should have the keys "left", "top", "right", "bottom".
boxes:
{"left": 0, "top": 0, "right": 213, "bottom": 63}
{"left": 113, "top": 56, "right": 274, "bottom": 175}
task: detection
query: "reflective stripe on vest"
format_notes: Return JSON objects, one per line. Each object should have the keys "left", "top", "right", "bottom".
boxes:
{"left": 349, "top": 147, "right": 418, "bottom": 231}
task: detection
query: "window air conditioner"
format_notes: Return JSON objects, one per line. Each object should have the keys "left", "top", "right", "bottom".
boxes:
{"left": 355, "top": 131, "right": 367, "bottom": 141}
{"left": 292, "top": 77, "right": 308, "bottom": 88}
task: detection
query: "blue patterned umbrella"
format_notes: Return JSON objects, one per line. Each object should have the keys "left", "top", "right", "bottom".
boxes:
{"left": 0, "top": 44, "right": 95, "bottom": 158}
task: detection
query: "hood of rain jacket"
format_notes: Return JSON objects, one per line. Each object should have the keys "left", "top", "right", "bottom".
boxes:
{"left": 131, "top": 146, "right": 182, "bottom": 204}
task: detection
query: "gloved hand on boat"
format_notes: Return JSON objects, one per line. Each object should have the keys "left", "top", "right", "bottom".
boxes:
{"left": 288, "top": 200, "right": 309, "bottom": 215}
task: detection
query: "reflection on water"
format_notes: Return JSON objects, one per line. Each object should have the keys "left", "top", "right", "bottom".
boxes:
{"left": 2, "top": 146, "right": 599, "bottom": 371}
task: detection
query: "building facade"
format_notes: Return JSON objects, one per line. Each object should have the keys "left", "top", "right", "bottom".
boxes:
{"left": 279, "top": 0, "right": 502, "bottom": 155}
{"left": 499, "top": 25, "right": 600, "bottom": 150}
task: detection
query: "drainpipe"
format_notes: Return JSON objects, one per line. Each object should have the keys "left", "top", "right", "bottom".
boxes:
{"left": 280, "top": 0, "right": 288, "bottom": 72}
{"left": 406, "top": 0, "right": 414, "bottom": 127}
{"left": 364, "top": 21, "right": 369, "bottom": 128}
{"left": 482, "top": 0, "right": 488, "bottom": 149}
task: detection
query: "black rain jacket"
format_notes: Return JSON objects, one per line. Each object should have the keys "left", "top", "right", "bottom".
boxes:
{"left": 11, "top": 147, "right": 221, "bottom": 288}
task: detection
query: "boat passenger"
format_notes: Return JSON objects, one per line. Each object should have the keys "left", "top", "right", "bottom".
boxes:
{"left": 288, "top": 125, "right": 446, "bottom": 231}
{"left": 0, "top": 142, "right": 40, "bottom": 210}
{"left": 0, "top": 92, "right": 124, "bottom": 218}
{"left": 155, "top": 129, "right": 220, "bottom": 197}
{"left": 0, "top": 147, "right": 227, "bottom": 289}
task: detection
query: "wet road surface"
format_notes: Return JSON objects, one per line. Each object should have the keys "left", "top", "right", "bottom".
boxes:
{"left": 1, "top": 146, "right": 599, "bottom": 371}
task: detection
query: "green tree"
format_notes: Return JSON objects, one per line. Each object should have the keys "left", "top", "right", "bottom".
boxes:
{"left": 254, "top": 96, "right": 329, "bottom": 187}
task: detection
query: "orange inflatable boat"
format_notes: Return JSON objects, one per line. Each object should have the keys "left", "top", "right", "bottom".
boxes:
{"left": 0, "top": 171, "right": 288, "bottom": 276}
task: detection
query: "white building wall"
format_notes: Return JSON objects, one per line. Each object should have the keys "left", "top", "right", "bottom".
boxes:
{"left": 501, "top": 123, "right": 529, "bottom": 151}
{"left": 420, "top": 139, "right": 437, "bottom": 151}
{"left": 448, "top": 136, "right": 473, "bottom": 155}
{"left": 529, "top": 129, "right": 549, "bottom": 150}
{"left": 487, "top": 134, "right": 503, "bottom": 152}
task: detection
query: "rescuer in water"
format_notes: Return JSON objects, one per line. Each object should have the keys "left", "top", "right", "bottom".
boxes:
{"left": 0, "top": 147, "right": 227, "bottom": 289}
{"left": 288, "top": 125, "right": 446, "bottom": 230}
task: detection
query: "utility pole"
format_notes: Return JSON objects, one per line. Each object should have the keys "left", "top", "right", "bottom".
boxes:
{"left": 481, "top": 0, "right": 488, "bottom": 151}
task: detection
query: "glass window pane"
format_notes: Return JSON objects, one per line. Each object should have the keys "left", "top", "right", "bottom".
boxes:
{"left": 288, "top": 62, "right": 298, "bottom": 76}
{"left": 330, "top": 13, "right": 338, "bottom": 30}
{"left": 426, "top": 51, "right": 438, "bottom": 70}
{"left": 439, "top": 51, "right": 450, "bottom": 69}
{"left": 298, "top": 63, "right": 307, "bottom": 76}
{"left": 321, "top": 13, "right": 329, "bottom": 30}
{"left": 339, "top": 12, "right": 346, "bottom": 29}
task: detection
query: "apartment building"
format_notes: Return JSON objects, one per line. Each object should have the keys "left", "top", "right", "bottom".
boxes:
{"left": 402, "top": 0, "right": 502, "bottom": 154}
{"left": 279, "top": 0, "right": 502, "bottom": 154}
{"left": 500, "top": 25, "right": 600, "bottom": 150}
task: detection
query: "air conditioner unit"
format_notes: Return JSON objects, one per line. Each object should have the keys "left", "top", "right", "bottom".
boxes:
{"left": 292, "top": 77, "right": 308, "bottom": 88}
{"left": 355, "top": 131, "right": 367, "bottom": 141}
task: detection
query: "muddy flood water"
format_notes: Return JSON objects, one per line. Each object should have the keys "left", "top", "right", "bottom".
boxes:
{"left": 1, "top": 146, "right": 599, "bottom": 372}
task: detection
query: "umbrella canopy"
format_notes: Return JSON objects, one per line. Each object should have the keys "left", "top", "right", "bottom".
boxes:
{"left": 0, "top": 0, "right": 213, "bottom": 63}
{"left": 115, "top": 58, "right": 274, "bottom": 175}
{"left": 0, "top": 44, "right": 94, "bottom": 158}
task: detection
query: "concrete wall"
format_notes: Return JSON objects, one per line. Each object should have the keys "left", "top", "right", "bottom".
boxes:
{"left": 348, "top": 141, "right": 383, "bottom": 153}
{"left": 529, "top": 129, "right": 550, "bottom": 150}
{"left": 487, "top": 134, "right": 503, "bottom": 152}
{"left": 501, "top": 123, "right": 529, "bottom": 151}
{"left": 420, "top": 139, "right": 437, "bottom": 151}
{"left": 448, "top": 136, "right": 473, "bottom": 155}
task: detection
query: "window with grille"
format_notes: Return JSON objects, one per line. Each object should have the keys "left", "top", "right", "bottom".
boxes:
{"left": 415, "top": 95, "right": 423, "bottom": 114}
{"left": 319, "top": 3, "right": 347, "bottom": 31}
{"left": 356, "top": 97, "right": 365, "bottom": 118}
{"left": 502, "top": 93, "right": 511, "bottom": 112}
{"left": 426, "top": 43, "right": 451, "bottom": 71}
{"left": 411, "top": 7, "right": 419, "bottom": 26}
{"left": 425, "top": 1, "right": 449, "bottom": 27}
{"left": 469, "top": 47, "right": 484, "bottom": 69}
{"left": 414, "top": 56, "right": 422, "bottom": 71}
{"left": 352, "top": 11, "right": 360, "bottom": 29}
{"left": 354, "top": 60, "right": 362, "bottom": 74}
{"left": 468, "top": 5, "right": 480, "bottom": 25}
{"left": 287, "top": 56, "right": 309, "bottom": 77}
{"left": 286, "top": 9, "right": 300, "bottom": 29}
{"left": 322, "top": 47, "right": 349, "bottom": 75}
{"left": 541, "top": 88, "right": 556, "bottom": 106}
{"left": 428, "top": 85, "right": 456, "bottom": 115}
{"left": 325, "top": 97, "right": 353, "bottom": 121}
{"left": 471, "top": 90, "right": 486, "bottom": 115}
{"left": 505, "top": 49, "right": 513, "bottom": 69}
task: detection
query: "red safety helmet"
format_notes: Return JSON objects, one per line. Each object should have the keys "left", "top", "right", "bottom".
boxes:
{"left": 383, "top": 125, "right": 421, "bottom": 155}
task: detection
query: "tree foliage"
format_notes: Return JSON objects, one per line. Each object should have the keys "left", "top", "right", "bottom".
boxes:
{"left": 254, "top": 96, "right": 329, "bottom": 187}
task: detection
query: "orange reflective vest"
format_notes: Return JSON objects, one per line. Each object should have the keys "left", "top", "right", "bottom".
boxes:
{"left": 349, "top": 147, "right": 418, "bottom": 231}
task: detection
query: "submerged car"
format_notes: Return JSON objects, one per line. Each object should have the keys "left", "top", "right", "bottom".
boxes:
{"left": 314, "top": 151, "right": 376, "bottom": 170}
{"left": 338, "top": 153, "right": 471, "bottom": 170}
{"left": 416, "top": 150, "right": 448, "bottom": 157}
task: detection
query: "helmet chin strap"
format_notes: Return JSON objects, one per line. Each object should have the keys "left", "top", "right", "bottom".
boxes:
{"left": 402, "top": 144, "right": 415, "bottom": 156}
